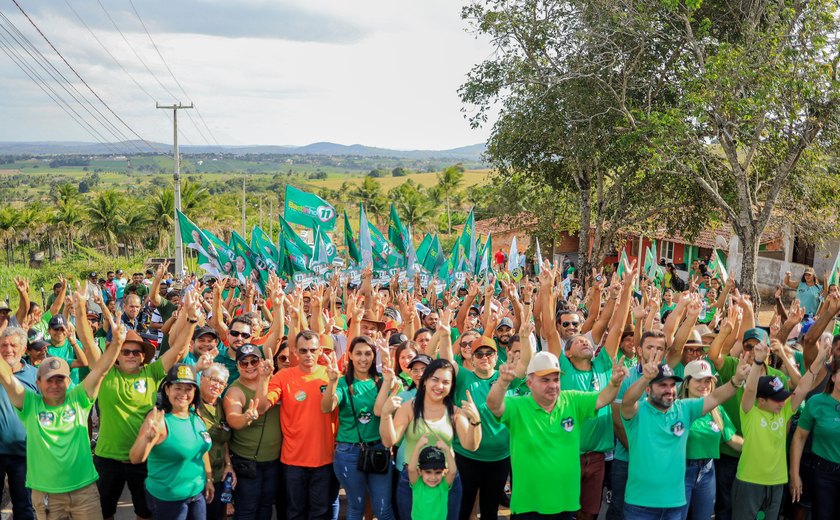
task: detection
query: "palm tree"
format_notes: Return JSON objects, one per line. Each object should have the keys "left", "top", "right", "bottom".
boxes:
{"left": 436, "top": 164, "right": 465, "bottom": 234}
{"left": 352, "top": 176, "right": 387, "bottom": 224}
{"left": 50, "top": 182, "right": 80, "bottom": 207}
{"left": 86, "top": 190, "right": 125, "bottom": 255}
{"left": 148, "top": 187, "right": 174, "bottom": 252}
{"left": 49, "top": 201, "right": 85, "bottom": 257}
{"left": 0, "top": 207, "right": 20, "bottom": 266}
{"left": 118, "top": 205, "right": 150, "bottom": 256}
{"left": 390, "top": 180, "right": 437, "bottom": 232}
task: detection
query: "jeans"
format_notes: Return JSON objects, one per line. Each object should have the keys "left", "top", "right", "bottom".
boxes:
{"left": 606, "top": 459, "right": 629, "bottom": 520}
{"left": 810, "top": 454, "right": 840, "bottom": 520}
{"left": 511, "top": 513, "right": 574, "bottom": 520}
{"left": 396, "top": 466, "right": 462, "bottom": 520}
{"left": 333, "top": 442, "right": 394, "bottom": 520}
{"left": 145, "top": 490, "right": 206, "bottom": 520}
{"left": 0, "top": 453, "right": 34, "bottom": 520}
{"left": 714, "top": 454, "right": 739, "bottom": 520}
{"left": 206, "top": 481, "right": 225, "bottom": 520}
{"left": 284, "top": 463, "right": 339, "bottom": 520}
{"left": 455, "top": 453, "right": 510, "bottom": 520}
{"left": 232, "top": 459, "right": 278, "bottom": 520}
{"left": 624, "top": 503, "right": 683, "bottom": 520}
{"left": 681, "top": 459, "right": 715, "bottom": 520}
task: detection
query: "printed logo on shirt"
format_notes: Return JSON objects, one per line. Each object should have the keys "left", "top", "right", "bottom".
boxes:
{"left": 38, "top": 411, "right": 56, "bottom": 427}
{"left": 591, "top": 373, "right": 600, "bottom": 391}
{"left": 319, "top": 385, "right": 327, "bottom": 394}
{"left": 200, "top": 431, "right": 211, "bottom": 444}
{"left": 134, "top": 380, "right": 147, "bottom": 394}
{"left": 358, "top": 409, "right": 373, "bottom": 425}
{"left": 710, "top": 420, "right": 721, "bottom": 433}
{"left": 294, "top": 390, "right": 307, "bottom": 402}
{"left": 60, "top": 407, "right": 76, "bottom": 424}
{"left": 561, "top": 417, "right": 575, "bottom": 432}
{"left": 671, "top": 421, "right": 685, "bottom": 437}
{"left": 760, "top": 416, "right": 785, "bottom": 431}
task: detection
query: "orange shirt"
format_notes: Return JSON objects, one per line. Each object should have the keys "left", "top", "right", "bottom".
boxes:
{"left": 266, "top": 365, "right": 337, "bottom": 467}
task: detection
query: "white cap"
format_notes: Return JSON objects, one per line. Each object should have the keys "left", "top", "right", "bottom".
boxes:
{"left": 684, "top": 359, "right": 714, "bottom": 380}
{"left": 527, "top": 351, "right": 561, "bottom": 376}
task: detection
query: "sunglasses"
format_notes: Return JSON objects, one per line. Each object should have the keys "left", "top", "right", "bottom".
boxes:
{"left": 561, "top": 321, "right": 580, "bottom": 327}
{"left": 238, "top": 358, "right": 260, "bottom": 367}
{"left": 276, "top": 355, "right": 289, "bottom": 363}
{"left": 474, "top": 350, "right": 496, "bottom": 359}
{"left": 229, "top": 330, "right": 252, "bottom": 339}
{"left": 298, "top": 348, "right": 319, "bottom": 355}
{"left": 121, "top": 349, "right": 143, "bottom": 357}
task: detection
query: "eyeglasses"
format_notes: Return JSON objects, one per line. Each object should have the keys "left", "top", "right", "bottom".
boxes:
{"left": 276, "top": 355, "right": 289, "bottom": 363}
{"left": 298, "top": 348, "right": 319, "bottom": 355}
{"left": 238, "top": 358, "right": 260, "bottom": 367}
{"left": 229, "top": 330, "right": 252, "bottom": 339}
{"left": 474, "top": 350, "right": 496, "bottom": 359}
{"left": 120, "top": 349, "right": 143, "bottom": 357}
{"left": 202, "top": 375, "right": 226, "bottom": 386}
{"left": 561, "top": 321, "right": 580, "bottom": 327}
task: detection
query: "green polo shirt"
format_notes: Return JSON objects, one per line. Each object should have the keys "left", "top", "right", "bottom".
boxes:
{"left": 559, "top": 347, "right": 614, "bottom": 453}
{"left": 500, "top": 390, "right": 597, "bottom": 514}
{"left": 798, "top": 394, "right": 840, "bottom": 464}
{"left": 624, "top": 398, "right": 704, "bottom": 508}
{"left": 686, "top": 406, "right": 736, "bottom": 460}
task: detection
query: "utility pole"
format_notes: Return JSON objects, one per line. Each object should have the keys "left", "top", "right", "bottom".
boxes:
{"left": 241, "top": 173, "right": 246, "bottom": 237}
{"left": 269, "top": 199, "right": 274, "bottom": 239}
{"left": 259, "top": 195, "right": 263, "bottom": 229}
{"left": 157, "top": 102, "right": 193, "bottom": 277}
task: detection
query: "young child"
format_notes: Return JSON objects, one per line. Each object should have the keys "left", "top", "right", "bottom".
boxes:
{"left": 408, "top": 434, "right": 457, "bottom": 520}
{"left": 733, "top": 337, "right": 830, "bottom": 520}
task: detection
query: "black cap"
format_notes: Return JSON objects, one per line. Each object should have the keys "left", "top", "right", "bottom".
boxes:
{"left": 164, "top": 363, "right": 198, "bottom": 386}
{"left": 408, "top": 354, "right": 432, "bottom": 369}
{"left": 389, "top": 333, "right": 409, "bottom": 347}
{"left": 89, "top": 271, "right": 98, "bottom": 278}
{"left": 757, "top": 376, "right": 792, "bottom": 402}
{"left": 48, "top": 314, "right": 67, "bottom": 330}
{"left": 650, "top": 364, "right": 683, "bottom": 384}
{"left": 418, "top": 446, "right": 447, "bottom": 470}
{"left": 193, "top": 325, "right": 219, "bottom": 341}
{"left": 27, "top": 328, "right": 48, "bottom": 350}
{"left": 235, "top": 344, "right": 264, "bottom": 363}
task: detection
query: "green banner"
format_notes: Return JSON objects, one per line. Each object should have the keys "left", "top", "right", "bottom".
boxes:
{"left": 283, "top": 185, "right": 336, "bottom": 230}
{"left": 176, "top": 210, "right": 221, "bottom": 276}
{"left": 388, "top": 204, "right": 409, "bottom": 254}
{"left": 344, "top": 210, "right": 361, "bottom": 264}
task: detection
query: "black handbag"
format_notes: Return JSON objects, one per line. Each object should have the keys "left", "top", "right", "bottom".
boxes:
{"left": 348, "top": 390, "right": 391, "bottom": 474}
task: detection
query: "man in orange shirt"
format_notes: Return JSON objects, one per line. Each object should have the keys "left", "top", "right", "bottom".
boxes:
{"left": 264, "top": 330, "right": 339, "bottom": 520}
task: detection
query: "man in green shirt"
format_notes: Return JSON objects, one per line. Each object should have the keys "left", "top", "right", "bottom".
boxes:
{"left": 0, "top": 298, "right": 126, "bottom": 520}
{"left": 620, "top": 353, "right": 748, "bottom": 519}
{"left": 487, "top": 350, "right": 625, "bottom": 517}
{"left": 45, "top": 314, "right": 88, "bottom": 385}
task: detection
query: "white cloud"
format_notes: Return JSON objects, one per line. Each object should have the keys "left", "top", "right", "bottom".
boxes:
{"left": 0, "top": 0, "right": 496, "bottom": 150}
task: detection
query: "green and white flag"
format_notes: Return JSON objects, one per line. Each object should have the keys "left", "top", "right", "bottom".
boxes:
{"left": 229, "top": 231, "right": 258, "bottom": 287}
{"left": 422, "top": 235, "right": 444, "bottom": 274}
{"left": 278, "top": 216, "right": 312, "bottom": 260}
{"left": 205, "top": 231, "right": 236, "bottom": 277}
{"left": 359, "top": 205, "right": 374, "bottom": 269}
{"left": 415, "top": 234, "right": 433, "bottom": 266}
{"left": 366, "top": 212, "right": 402, "bottom": 268}
{"left": 310, "top": 225, "right": 337, "bottom": 272}
{"left": 708, "top": 249, "right": 728, "bottom": 284}
{"left": 283, "top": 185, "right": 336, "bottom": 231}
{"left": 829, "top": 249, "right": 840, "bottom": 286}
{"left": 388, "top": 204, "right": 409, "bottom": 255}
{"left": 458, "top": 208, "right": 478, "bottom": 273}
{"left": 176, "top": 210, "right": 221, "bottom": 276}
{"left": 343, "top": 210, "right": 361, "bottom": 264}
{"left": 438, "top": 240, "right": 460, "bottom": 285}
{"left": 616, "top": 249, "right": 630, "bottom": 279}
{"left": 476, "top": 232, "right": 492, "bottom": 276}
{"left": 534, "top": 237, "right": 543, "bottom": 275}
{"left": 250, "top": 226, "right": 280, "bottom": 274}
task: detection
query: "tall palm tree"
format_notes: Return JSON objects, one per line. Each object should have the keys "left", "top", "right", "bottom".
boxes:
{"left": 436, "top": 164, "right": 465, "bottom": 234}
{"left": 118, "top": 205, "right": 150, "bottom": 256}
{"left": 352, "top": 176, "right": 387, "bottom": 224}
{"left": 50, "top": 182, "right": 80, "bottom": 207}
{"left": 390, "top": 180, "right": 437, "bottom": 232}
{"left": 49, "top": 201, "right": 85, "bottom": 256}
{"left": 0, "top": 207, "right": 20, "bottom": 266}
{"left": 86, "top": 190, "right": 125, "bottom": 255}
{"left": 148, "top": 187, "right": 174, "bottom": 252}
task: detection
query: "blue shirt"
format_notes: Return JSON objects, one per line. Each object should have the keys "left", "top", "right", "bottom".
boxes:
{"left": 0, "top": 364, "right": 38, "bottom": 455}
{"left": 797, "top": 282, "right": 822, "bottom": 316}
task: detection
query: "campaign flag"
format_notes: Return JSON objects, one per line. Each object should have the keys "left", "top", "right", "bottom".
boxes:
{"left": 229, "top": 231, "right": 257, "bottom": 287}
{"left": 176, "top": 210, "right": 221, "bottom": 276}
{"left": 829, "top": 249, "right": 840, "bottom": 286}
{"left": 388, "top": 204, "right": 409, "bottom": 255}
{"left": 204, "top": 231, "right": 236, "bottom": 277}
{"left": 278, "top": 216, "right": 312, "bottom": 259}
{"left": 310, "top": 225, "right": 337, "bottom": 270}
{"left": 708, "top": 249, "right": 729, "bottom": 284}
{"left": 283, "top": 185, "right": 336, "bottom": 230}
{"left": 366, "top": 212, "right": 402, "bottom": 268}
{"left": 250, "top": 226, "right": 280, "bottom": 274}
{"left": 438, "top": 240, "right": 460, "bottom": 285}
{"left": 405, "top": 226, "right": 419, "bottom": 280}
{"left": 458, "top": 208, "right": 478, "bottom": 273}
{"left": 534, "top": 237, "right": 543, "bottom": 275}
{"left": 359, "top": 205, "right": 374, "bottom": 269}
{"left": 476, "top": 232, "right": 492, "bottom": 276}
{"left": 343, "top": 210, "right": 361, "bottom": 264}
{"left": 616, "top": 249, "right": 630, "bottom": 279}
{"left": 423, "top": 235, "right": 445, "bottom": 274}
{"left": 415, "top": 234, "right": 433, "bottom": 266}
{"left": 507, "top": 236, "right": 519, "bottom": 272}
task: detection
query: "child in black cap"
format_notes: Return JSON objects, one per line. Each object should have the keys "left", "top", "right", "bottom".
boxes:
{"left": 408, "top": 434, "right": 457, "bottom": 520}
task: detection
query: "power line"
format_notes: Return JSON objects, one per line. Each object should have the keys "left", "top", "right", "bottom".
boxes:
{"left": 128, "top": 0, "right": 220, "bottom": 147}
{"left": 61, "top": 0, "right": 193, "bottom": 146}
{"left": 10, "top": 0, "right": 157, "bottom": 152}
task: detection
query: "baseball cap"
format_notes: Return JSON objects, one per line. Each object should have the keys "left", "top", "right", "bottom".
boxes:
{"left": 650, "top": 364, "right": 683, "bottom": 384}
{"left": 408, "top": 354, "right": 432, "bottom": 369}
{"left": 743, "top": 328, "right": 769, "bottom": 345}
{"left": 48, "top": 314, "right": 67, "bottom": 330}
{"left": 193, "top": 325, "right": 219, "bottom": 341}
{"left": 86, "top": 311, "right": 101, "bottom": 320}
{"left": 472, "top": 336, "right": 497, "bottom": 352}
{"left": 418, "top": 446, "right": 447, "bottom": 470}
{"left": 527, "top": 351, "right": 561, "bottom": 376}
{"left": 164, "top": 363, "right": 199, "bottom": 386}
{"left": 757, "top": 376, "right": 792, "bottom": 401}
{"left": 683, "top": 360, "right": 715, "bottom": 380}
{"left": 496, "top": 317, "right": 514, "bottom": 330}
{"left": 0, "top": 300, "right": 9, "bottom": 312}
{"left": 27, "top": 328, "right": 48, "bottom": 351}
{"left": 89, "top": 271, "right": 98, "bottom": 278}
{"left": 116, "top": 269, "right": 124, "bottom": 275}
{"left": 389, "top": 333, "right": 409, "bottom": 347}
{"left": 235, "top": 344, "right": 264, "bottom": 363}
{"left": 37, "top": 357, "right": 70, "bottom": 380}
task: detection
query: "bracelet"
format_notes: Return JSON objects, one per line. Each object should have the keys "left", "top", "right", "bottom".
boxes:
{"left": 753, "top": 359, "right": 766, "bottom": 366}
{"left": 522, "top": 301, "right": 532, "bottom": 305}
{"left": 469, "top": 420, "right": 481, "bottom": 426}
{"left": 187, "top": 318, "right": 198, "bottom": 324}
{"left": 730, "top": 379, "right": 745, "bottom": 389}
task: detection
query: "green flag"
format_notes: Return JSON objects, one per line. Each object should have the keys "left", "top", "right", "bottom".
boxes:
{"left": 250, "top": 226, "right": 280, "bottom": 274}
{"left": 388, "top": 204, "right": 409, "bottom": 255}
{"left": 278, "top": 216, "right": 312, "bottom": 259}
{"left": 366, "top": 212, "right": 402, "bottom": 268}
{"left": 534, "top": 237, "right": 543, "bottom": 275}
{"left": 458, "top": 208, "right": 478, "bottom": 273}
{"left": 204, "top": 231, "right": 236, "bottom": 277}
{"left": 476, "top": 232, "right": 492, "bottom": 276}
{"left": 616, "top": 249, "right": 630, "bottom": 279}
{"left": 439, "top": 240, "right": 460, "bottom": 285}
{"left": 829, "top": 249, "right": 840, "bottom": 286}
{"left": 343, "top": 210, "right": 361, "bottom": 264}
{"left": 283, "top": 185, "right": 336, "bottom": 230}
{"left": 359, "top": 205, "right": 374, "bottom": 269}
{"left": 176, "top": 210, "right": 221, "bottom": 276}
{"left": 708, "top": 249, "right": 729, "bottom": 284}
{"left": 279, "top": 229, "right": 311, "bottom": 276}
{"left": 416, "top": 234, "right": 433, "bottom": 265}
{"left": 229, "top": 231, "right": 257, "bottom": 287}
{"left": 422, "top": 235, "right": 444, "bottom": 274}
{"left": 310, "top": 225, "right": 337, "bottom": 271}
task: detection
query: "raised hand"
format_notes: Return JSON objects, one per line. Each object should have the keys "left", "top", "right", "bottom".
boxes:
{"left": 769, "top": 316, "right": 782, "bottom": 340}
{"left": 142, "top": 408, "right": 165, "bottom": 441}
{"left": 112, "top": 316, "right": 127, "bottom": 345}
{"left": 324, "top": 351, "right": 340, "bottom": 383}
{"left": 641, "top": 351, "right": 662, "bottom": 381}
{"left": 382, "top": 395, "right": 403, "bottom": 415}
{"left": 498, "top": 362, "right": 516, "bottom": 383}
{"left": 14, "top": 276, "right": 29, "bottom": 295}
{"left": 458, "top": 390, "right": 480, "bottom": 424}
{"left": 610, "top": 361, "right": 628, "bottom": 386}
{"left": 752, "top": 340, "right": 769, "bottom": 364}
{"left": 733, "top": 353, "right": 751, "bottom": 386}
{"left": 196, "top": 353, "right": 214, "bottom": 373}
{"left": 245, "top": 398, "right": 260, "bottom": 424}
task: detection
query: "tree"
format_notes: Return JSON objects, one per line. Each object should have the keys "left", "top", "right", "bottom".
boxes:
{"left": 392, "top": 167, "right": 407, "bottom": 177}
{"left": 389, "top": 180, "right": 437, "bottom": 231}
{"left": 86, "top": 190, "right": 125, "bottom": 256}
{"left": 352, "top": 176, "right": 388, "bottom": 222}
{"left": 436, "top": 164, "right": 465, "bottom": 235}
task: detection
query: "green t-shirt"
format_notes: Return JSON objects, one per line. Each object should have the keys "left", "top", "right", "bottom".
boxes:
{"left": 214, "top": 345, "right": 241, "bottom": 383}
{"left": 146, "top": 412, "right": 212, "bottom": 501}
{"left": 660, "top": 303, "right": 676, "bottom": 317}
{"left": 155, "top": 299, "right": 178, "bottom": 354}
{"left": 198, "top": 399, "right": 232, "bottom": 483}
{"left": 500, "top": 391, "right": 597, "bottom": 514}
{"left": 77, "top": 337, "right": 106, "bottom": 381}
{"left": 624, "top": 398, "right": 705, "bottom": 508}
{"left": 614, "top": 363, "right": 646, "bottom": 463}
{"left": 95, "top": 361, "right": 167, "bottom": 460}
{"left": 18, "top": 385, "right": 98, "bottom": 493}
{"left": 453, "top": 369, "right": 512, "bottom": 462}
{"left": 135, "top": 284, "right": 149, "bottom": 300}
{"left": 506, "top": 378, "right": 531, "bottom": 397}
{"left": 797, "top": 393, "right": 840, "bottom": 464}
{"left": 686, "top": 406, "right": 735, "bottom": 460}
{"left": 718, "top": 355, "right": 789, "bottom": 458}
{"left": 46, "top": 338, "right": 81, "bottom": 385}
{"left": 336, "top": 377, "right": 381, "bottom": 443}
{"left": 559, "top": 348, "right": 614, "bottom": 453}
{"left": 737, "top": 400, "right": 795, "bottom": 485}
{"left": 411, "top": 478, "right": 449, "bottom": 520}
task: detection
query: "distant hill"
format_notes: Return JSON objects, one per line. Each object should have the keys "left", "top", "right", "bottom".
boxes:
{"left": 0, "top": 141, "right": 487, "bottom": 161}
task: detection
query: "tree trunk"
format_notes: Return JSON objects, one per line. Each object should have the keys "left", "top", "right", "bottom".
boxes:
{"left": 737, "top": 228, "right": 762, "bottom": 308}
{"left": 577, "top": 178, "right": 593, "bottom": 286}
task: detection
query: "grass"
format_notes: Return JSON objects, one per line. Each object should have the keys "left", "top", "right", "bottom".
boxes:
{"left": 308, "top": 169, "right": 492, "bottom": 191}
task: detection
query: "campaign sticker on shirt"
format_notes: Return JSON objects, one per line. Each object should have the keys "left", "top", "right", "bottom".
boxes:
{"left": 358, "top": 409, "right": 372, "bottom": 425}
{"left": 591, "top": 373, "right": 600, "bottom": 391}
{"left": 201, "top": 431, "right": 211, "bottom": 444}
{"left": 561, "top": 417, "right": 575, "bottom": 432}
{"left": 294, "top": 390, "right": 307, "bottom": 402}
{"left": 38, "top": 411, "right": 55, "bottom": 427}
{"left": 710, "top": 421, "right": 721, "bottom": 433}
{"left": 61, "top": 407, "right": 76, "bottom": 424}
{"left": 671, "top": 421, "right": 685, "bottom": 437}
{"left": 134, "top": 380, "right": 147, "bottom": 394}
{"left": 319, "top": 385, "right": 327, "bottom": 394}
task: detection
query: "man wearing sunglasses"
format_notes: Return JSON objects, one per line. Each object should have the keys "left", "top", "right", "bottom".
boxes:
{"left": 209, "top": 280, "right": 255, "bottom": 383}
{"left": 86, "top": 286, "right": 198, "bottom": 520}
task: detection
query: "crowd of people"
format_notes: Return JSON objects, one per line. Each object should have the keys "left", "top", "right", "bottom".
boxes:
{"left": 0, "top": 255, "right": 839, "bottom": 520}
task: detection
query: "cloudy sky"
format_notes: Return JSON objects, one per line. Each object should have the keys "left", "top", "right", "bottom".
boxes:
{"left": 0, "top": 0, "right": 496, "bottom": 149}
